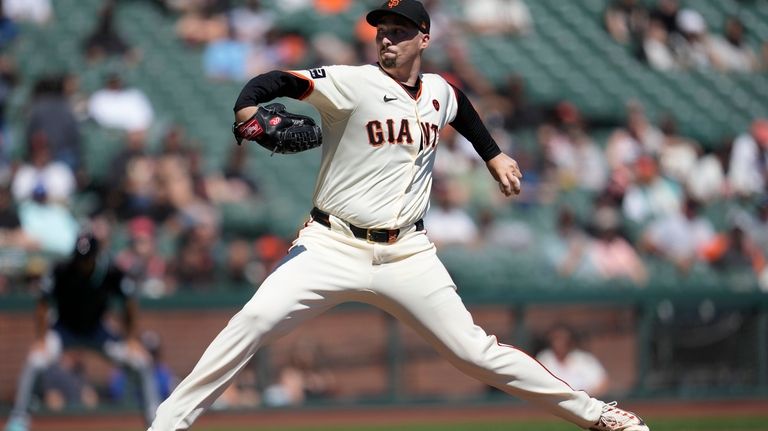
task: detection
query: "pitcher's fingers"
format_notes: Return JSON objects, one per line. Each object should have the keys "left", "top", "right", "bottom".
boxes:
{"left": 513, "top": 165, "right": 522, "bottom": 179}
{"left": 511, "top": 175, "right": 521, "bottom": 195}
{"left": 498, "top": 178, "right": 512, "bottom": 197}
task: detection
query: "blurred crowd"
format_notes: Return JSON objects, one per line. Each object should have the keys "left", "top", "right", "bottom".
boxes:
{"left": 0, "top": 0, "right": 765, "bottom": 304}
{"left": 605, "top": 0, "right": 766, "bottom": 72}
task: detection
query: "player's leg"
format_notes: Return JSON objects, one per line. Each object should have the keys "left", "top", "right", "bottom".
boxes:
{"left": 100, "top": 326, "right": 160, "bottom": 426}
{"left": 149, "top": 226, "right": 367, "bottom": 431}
{"left": 4, "top": 331, "right": 63, "bottom": 431}
{"left": 368, "top": 242, "right": 603, "bottom": 429}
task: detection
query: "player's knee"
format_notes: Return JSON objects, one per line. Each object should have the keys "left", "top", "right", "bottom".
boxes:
{"left": 447, "top": 337, "right": 505, "bottom": 372}
{"left": 233, "top": 305, "right": 276, "bottom": 334}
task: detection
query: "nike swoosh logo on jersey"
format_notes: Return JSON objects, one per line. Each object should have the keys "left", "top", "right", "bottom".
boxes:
{"left": 383, "top": 95, "right": 398, "bottom": 102}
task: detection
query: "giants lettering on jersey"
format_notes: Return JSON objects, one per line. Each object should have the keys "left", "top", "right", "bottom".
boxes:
{"left": 366, "top": 120, "right": 438, "bottom": 149}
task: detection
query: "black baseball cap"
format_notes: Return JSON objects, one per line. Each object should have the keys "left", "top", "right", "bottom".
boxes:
{"left": 366, "top": 0, "right": 430, "bottom": 34}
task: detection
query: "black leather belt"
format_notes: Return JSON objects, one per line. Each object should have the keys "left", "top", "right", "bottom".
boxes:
{"left": 310, "top": 207, "right": 423, "bottom": 244}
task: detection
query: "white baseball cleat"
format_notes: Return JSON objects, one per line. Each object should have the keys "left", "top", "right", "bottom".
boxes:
{"left": 589, "top": 401, "right": 650, "bottom": 431}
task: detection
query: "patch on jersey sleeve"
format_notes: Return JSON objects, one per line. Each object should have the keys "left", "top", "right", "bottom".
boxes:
{"left": 309, "top": 68, "right": 327, "bottom": 79}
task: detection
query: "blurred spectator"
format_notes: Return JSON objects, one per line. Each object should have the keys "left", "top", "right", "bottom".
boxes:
{"left": 109, "top": 330, "right": 177, "bottom": 406}
{"left": 622, "top": 155, "right": 683, "bottom": 225}
{"left": 587, "top": 206, "right": 648, "bottom": 286}
{"left": 171, "top": 220, "right": 220, "bottom": 290}
{"left": 640, "top": 196, "right": 715, "bottom": 274}
{"left": 205, "top": 145, "right": 259, "bottom": 204}
{"left": 433, "top": 126, "right": 476, "bottom": 179}
{"left": 17, "top": 184, "right": 79, "bottom": 256}
{"left": 311, "top": 32, "right": 359, "bottom": 66}
{"left": 0, "top": 185, "right": 38, "bottom": 250}
{"left": 39, "top": 353, "right": 99, "bottom": 412}
{"left": 669, "top": 9, "right": 715, "bottom": 70}
{"left": 542, "top": 206, "right": 596, "bottom": 281}
{"left": 11, "top": 132, "right": 77, "bottom": 205}
{"left": 476, "top": 207, "right": 533, "bottom": 250}
{"left": 202, "top": 25, "right": 250, "bottom": 81}
{"left": 605, "top": 103, "right": 664, "bottom": 198}
{"left": 424, "top": 177, "right": 479, "bottom": 247}
{"left": 175, "top": 2, "right": 228, "bottom": 47}
{"left": 211, "top": 360, "right": 260, "bottom": 410}
{"left": 88, "top": 73, "right": 155, "bottom": 132}
{"left": 604, "top": 0, "right": 648, "bottom": 45}
{"left": 657, "top": 115, "right": 700, "bottom": 184}
{"left": 263, "top": 339, "right": 337, "bottom": 407}
{"left": 252, "top": 233, "right": 290, "bottom": 281}
{"left": 82, "top": 0, "right": 141, "bottom": 65}
{"left": 544, "top": 123, "right": 608, "bottom": 192}
{"left": 708, "top": 16, "right": 759, "bottom": 72}
{"left": 156, "top": 143, "right": 216, "bottom": 228}
{"left": 417, "top": 0, "right": 457, "bottom": 54}
{"left": 605, "top": 102, "right": 664, "bottom": 171}
{"left": 106, "top": 131, "right": 169, "bottom": 221}
{"left": 536, "top": 324, "right": 609, "bottom": 397}
{"left": 738, "top": 198, "right": 768, "bottom": 255}
{"left": 221, "top": 238, "right": 260, "bottom": 286}
{"left": 256, "top": 30, "right": 309, "bottom": 72}
{"left": 642, "top": 18, "right": 678, "bottom": 70}
{"left": 701, "top": 225, "right": 767, "bottom": 290}
{"left": 1, "top": 0, "right": 51, "bottom": 25}
{"left": 116, "top": 216, "right": 171, "bottom": 298}
{"left": 686, "top": 143, "right": 730, "bottom": 203}
{"left": 728, "top": 119, "right": 768, "bottom": 197}
{"left": 228, "top": 0, "right": 274, "bottom": 43}
{"left": 26, "top": 75, "right": 82, "bottom": 171}
{"left": 649, "top": 0, "right": 681, "bottom": 36}
{"left": 0, "top": 1, "right": 19, "bottom": 49}
{"left": 462, "top": 0, "right": 533, "bottom": 36}
{"left": 497, "top": 74, "right": 544, "bottom": 131}
{"left": 158, "top": 124, "right": 193, "bottom": 161}
{"left": 61, "top": 73, "right": 90, "bottom": 123}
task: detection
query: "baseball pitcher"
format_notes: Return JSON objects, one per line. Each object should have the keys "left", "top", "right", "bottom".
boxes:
{"left": 148, "top": 1, "right": 649, "bottom": 430}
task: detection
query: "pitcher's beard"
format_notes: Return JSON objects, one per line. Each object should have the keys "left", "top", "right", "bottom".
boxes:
{"left": 381, "top": 57, "right": 396, "bottom": 68}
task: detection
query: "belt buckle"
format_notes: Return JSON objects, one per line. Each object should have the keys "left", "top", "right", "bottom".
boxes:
{"left": 365, "top": 229, "right": 399, "bottom": 244}
{"left": 365, "top": 229, "right": 376, "bottom": 244}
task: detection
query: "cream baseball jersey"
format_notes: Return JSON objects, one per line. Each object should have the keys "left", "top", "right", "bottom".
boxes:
{"left": 291, "top": 64, "right": 459, "bottom": 229}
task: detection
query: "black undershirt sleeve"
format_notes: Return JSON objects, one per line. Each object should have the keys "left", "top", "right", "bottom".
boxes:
{"left": 233, "top": 70, "right": 311, "bottom": 112}
{"left": 448, "top": 85, "right": 502, "bottom": 162}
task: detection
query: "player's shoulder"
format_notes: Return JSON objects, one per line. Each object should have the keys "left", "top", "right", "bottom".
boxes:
{"left": 421, "top": 72, "right": 452, "bottom": 87}
{"left": 421, "top": 73, "right": 457, "bottom": 98}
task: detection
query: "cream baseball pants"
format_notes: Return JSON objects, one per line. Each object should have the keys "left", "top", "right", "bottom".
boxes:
{"left": 150, "top": 218, "right": 604, "bottom": 430}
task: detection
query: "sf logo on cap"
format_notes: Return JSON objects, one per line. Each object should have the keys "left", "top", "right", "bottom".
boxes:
{"left": 388, "top": 0, "right": 400, "bottom": 7}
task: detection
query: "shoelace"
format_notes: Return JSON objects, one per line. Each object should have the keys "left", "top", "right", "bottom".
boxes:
{"left": 599, "top": 401, "right": 637, "bottom": 427}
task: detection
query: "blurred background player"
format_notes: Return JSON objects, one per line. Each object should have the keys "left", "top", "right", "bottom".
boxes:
{"left": 3, "top": 232, "right": 159, "bottom": 431}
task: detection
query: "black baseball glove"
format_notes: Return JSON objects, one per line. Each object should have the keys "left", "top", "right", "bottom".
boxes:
{"left": 232, "top": 103, "right": 322, "bottom": 154}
